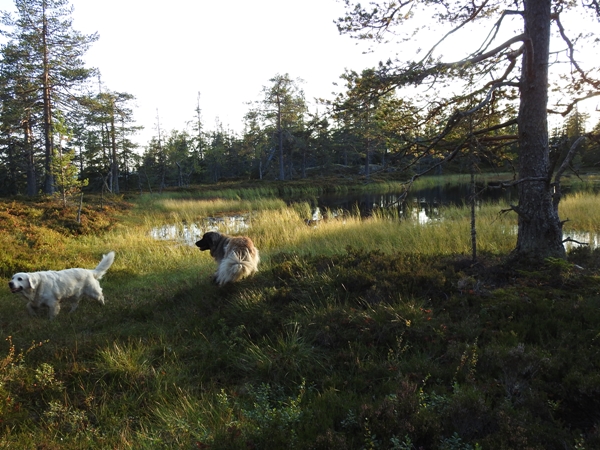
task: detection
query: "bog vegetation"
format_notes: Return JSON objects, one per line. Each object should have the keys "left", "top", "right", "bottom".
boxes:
{"left": 2, "top": 177, "right": 600, "bottom": 449}
{"left": 1, "top": 0, "right": 600, "bottom": 447}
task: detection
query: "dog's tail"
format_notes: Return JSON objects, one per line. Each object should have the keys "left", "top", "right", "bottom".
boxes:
{"left": 215, "top": 249, "right": 258, "bottom": 286}
{"left": 93, "top": 251, "right": 115, "bottom": 280}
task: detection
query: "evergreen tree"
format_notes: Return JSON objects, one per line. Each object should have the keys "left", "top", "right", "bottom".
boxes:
{"left": 51, "top": 111, "right": 87, "bottom": 206}
{"left": 0, "top": 41, "right": 41, "bottom": 195}
{"left": 338, "top": 0, "right": 600, "bottom": 261}
{"left": 1, "top": 0, "right": 98, "bottom": 194}
{"left": 255, "top": 74, "right": 307, "bottom": 180}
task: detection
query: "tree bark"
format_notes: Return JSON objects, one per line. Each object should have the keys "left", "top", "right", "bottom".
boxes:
{"left": 278, "top": 98, "right": 285, "bottom": 180}
{"left": 514, "top": 0, "right": 565, "bottom": 260}
{"left": 110, "top": 111, "right": 120, "bottom": 194}
{"left": 42, "top": 4, "right": 54, "bottom": 195}
{"left": 23, "top": 117, "right": 37, "bottom": 196}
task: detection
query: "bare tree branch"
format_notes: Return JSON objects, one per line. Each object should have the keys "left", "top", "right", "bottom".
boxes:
{"left": 562, "top": 236, "right": 589, "bottom": 246}
{"left": 421, "top": 0, "right": 492, "bottom": 64}
{"left": 548, "top": 92, "right": 600, "bottom": 116}
{"left": 500, "top": 204, "right": 529, "bottom": 220}
{"left": 440, "top": 34, "right": 527, "bottom": 69}
{"left": 552, "top": 135, "right": 588, "bottom": 208}
{"left": 548, "top": 13, "right": 600, "bottom": 115}
{"left": 471, "top": 9, "right": 524, "bottom": 57}
{"left": 472, "top": 118, "right": 518, "bottom": 135}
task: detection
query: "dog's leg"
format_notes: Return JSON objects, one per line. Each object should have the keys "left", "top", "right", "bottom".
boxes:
{"left": 48, "top": 302, "right": 61, "bottom": 320}
{"left": 69, "top": 300, "right": 80, "bottom": 313}
{"left": 85, "top": 283, "right": 105, "bottom": 305}
{"left": 27, "top": 302, "right": 39, "bottom": 317}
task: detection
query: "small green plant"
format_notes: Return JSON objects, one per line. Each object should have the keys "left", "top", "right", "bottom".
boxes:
{"left": 43, "top": 400, "right": 89, "bottom": 435}
{"left": 390, "top": 435, "right": 415, "bottom": 450}
{"left": 212, "top": 380, "right": 307, "bottom": 448}
{"left": 0, "top": 337, "right": 63, "bottom": 427}
{"left": 440, "top": 432, "right": 481, "bottom": 450}
{"left": 242, "top": 380, "right": 306, "bottom": 445}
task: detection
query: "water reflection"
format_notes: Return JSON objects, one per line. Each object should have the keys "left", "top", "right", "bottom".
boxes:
{"left": 150, "top": 215, "right": 249, "bottom": 246}
{"left": 315, "top": 183, "right": 515, "bottom": 220}
{"left": 150, "top": 182, "right": 598, "bottom": 250}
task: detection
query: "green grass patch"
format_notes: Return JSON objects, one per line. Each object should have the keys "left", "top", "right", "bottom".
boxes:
{"left": 1, "top": 184, "right": 600, "bottom": 448}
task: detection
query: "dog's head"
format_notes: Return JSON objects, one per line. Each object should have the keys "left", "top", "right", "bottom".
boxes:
{"left": 195, "top": 232, "right": 221, "bottom": 252}
{"left": 8, "top": 272, "right": 38, "bottom": 294}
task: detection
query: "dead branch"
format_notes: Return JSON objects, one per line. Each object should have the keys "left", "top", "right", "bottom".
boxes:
{"left": 493, "top": 176, "right": 548, "bottom": 189}
{"left": 552, "top": 135, "right": 588, "bottom": 208}
{"left": 472, "top": 118, "right": 518, "bottom": 135}
{"left": 554, "top": 135, "right": 588, "bottom": 186}
{"left": 440, "top": 33, "right": 527, "bottom": 70}
{"left": 500, "top": 204, "right": 528, "bottom": 219}
{"left": 478, "top": 134, "right": 518, "bottom": 143}
{"left": 562, "top": 237, "right": 589, "bottom": 246}
{"left": 548, "top": 92, "right": 600, "bottom": 116}
{"left": 554, "top": 14, "right": 600, "bottom": 90}
{"left": 421, "top": 0, "right": 492, "bottom": 64}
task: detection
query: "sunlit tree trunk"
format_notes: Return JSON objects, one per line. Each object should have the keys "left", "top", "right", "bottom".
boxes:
{"left": 278, "top": 101, "right": 284, "bottom": 180}
{"left": 41, "top": 2, "right": 54, "bottom": 194}
{"left": 110, "top": 110, "right": 120, "bottom": 194}
{"left": 23, "top": 117, "right": 37, "bottom": 196}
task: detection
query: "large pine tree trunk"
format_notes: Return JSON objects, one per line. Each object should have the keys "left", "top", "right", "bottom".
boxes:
{"left": 42, "top": 8, "right": 54, "bottom": 195}
{"left": 278, "top": 104, "right": 285, "bottom": 181}
{"left": 110, "top": 114, "right": 120, "bottom": 194}
{"left": 23, "top": 117, "right": 37, "bottom": 197}
{"left": 514, "top": 0, "right": 565, "bottom": 261}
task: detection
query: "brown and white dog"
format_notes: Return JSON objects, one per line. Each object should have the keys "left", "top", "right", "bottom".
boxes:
{"left": 195, "top": 232, "right": 259, "bottom": 286}
{"left": 8, "top": 252, "right": 115, "bottom": 319}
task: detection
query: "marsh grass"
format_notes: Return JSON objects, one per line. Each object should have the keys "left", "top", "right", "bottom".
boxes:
{"left": 1, "top": 185, "right": 600, "bottom": 449}
{"left": 559, "top": 191, "right": 600, "bottom": 233}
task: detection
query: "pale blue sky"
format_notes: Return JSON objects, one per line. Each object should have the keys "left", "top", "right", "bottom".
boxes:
{"left": 1, "top": 0, "right": 598, "bottom": 147}
{"left": 0, "top": 0, "right": 387, "bottom": 144}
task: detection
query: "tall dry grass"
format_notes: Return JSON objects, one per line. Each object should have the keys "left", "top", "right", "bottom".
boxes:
{"left": 146, "top": 196, "right": 521, "bottom": 259}
{"left": 559, "top": 191, "right": 600, "bottom": 233}
{"left": 44, "top": 187, "right": 591, "bottom": 289}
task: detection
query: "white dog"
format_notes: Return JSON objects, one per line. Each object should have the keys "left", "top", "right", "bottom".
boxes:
{"left": 8, "top": 252, "right": 115, "bottom": 319}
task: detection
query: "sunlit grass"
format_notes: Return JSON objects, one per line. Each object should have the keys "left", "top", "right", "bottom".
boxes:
{"left": 3, "top": 185, "right": 600, "bottom": 448}
{"left": 9, "top": 188, "right": 593, "bottom": 279}
{"left": 560, "top": 191, "right": 600, "bottom": 233}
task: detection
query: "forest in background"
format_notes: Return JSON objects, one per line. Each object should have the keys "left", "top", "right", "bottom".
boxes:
{"left": 1, "top": 0, "right": 599, "bottom": 199}
{"left": 2, "top": 0, "right": 600, "bottom": 263}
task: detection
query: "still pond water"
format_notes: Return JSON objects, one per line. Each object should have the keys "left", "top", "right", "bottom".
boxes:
{"left": 151, "top": 182, "right": 598, "bottom": 250}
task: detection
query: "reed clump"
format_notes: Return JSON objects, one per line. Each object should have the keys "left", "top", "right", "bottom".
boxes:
{"left": 559, "top": 191, "right": 600, "bottom": 233}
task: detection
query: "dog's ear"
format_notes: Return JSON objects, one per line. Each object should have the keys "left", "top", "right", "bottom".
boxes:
{"left": 27, "top": 273, "right": 38, "bottom": 290}
{"left": 209, "top": 232, "right": 219, "bottom": 245}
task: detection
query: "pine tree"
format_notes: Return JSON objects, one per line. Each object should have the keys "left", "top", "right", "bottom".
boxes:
{"left": 1, "top": 0, "right": 98, "bottom": 194}
{"left": 338, "top": 0, "right": 600, "bottom": 261}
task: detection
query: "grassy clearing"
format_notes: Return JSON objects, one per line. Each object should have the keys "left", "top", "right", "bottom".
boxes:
{"left": 1, "top": 185, "right": 600, "bottom": 449}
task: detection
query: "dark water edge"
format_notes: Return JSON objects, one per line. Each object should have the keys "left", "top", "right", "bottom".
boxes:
{"left": 151, "top": 180, "right": 599, "bottom": 249}
{"left": 313, "top": 180, "right": 599, "bottom": 218}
